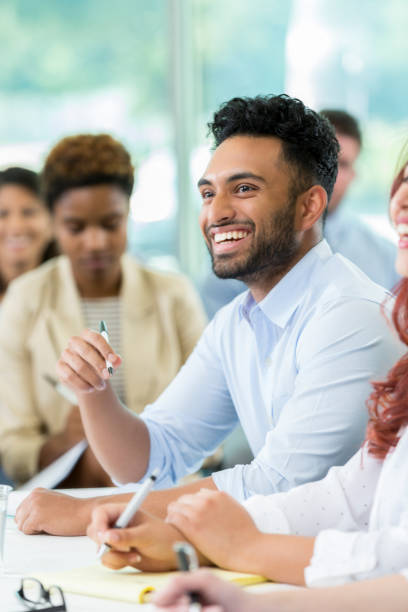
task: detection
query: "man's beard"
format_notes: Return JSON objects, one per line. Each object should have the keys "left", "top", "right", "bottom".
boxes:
{"left": 208, "top": 198, "right": 298, "bottom": 283}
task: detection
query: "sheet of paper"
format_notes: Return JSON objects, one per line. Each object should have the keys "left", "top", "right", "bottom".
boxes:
{"left": 34, "top": 564, "right": 267, "bottom": 604}
{"left": 19, "top": 440, "right": 88, "bottom": 491}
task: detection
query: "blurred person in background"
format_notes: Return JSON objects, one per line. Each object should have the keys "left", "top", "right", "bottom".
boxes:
{"left": 320, "top": 109, "right": 399, "bottom": 290}
{"left": 0, "top": 166, "right": 57, "bottom": 304}
{"left": 0, "top": 166, "right": 57, "bottom": 486}
{"left": 0, "top": 134, "right": 206, "bottom": 487}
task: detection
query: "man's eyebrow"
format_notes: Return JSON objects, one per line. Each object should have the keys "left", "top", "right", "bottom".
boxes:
{"left": 197, "top": 172, "right": 266, "bottom": 188}
{"left": 197, "top": 177, "right": 212, "bottom": 188}
{"left": 226, "top": 172, "right": 266, "bottom": 183}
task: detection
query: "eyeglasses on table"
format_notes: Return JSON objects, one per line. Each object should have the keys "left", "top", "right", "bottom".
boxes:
{"left": 15, "top": 577, "right": 67, "bottom": 611}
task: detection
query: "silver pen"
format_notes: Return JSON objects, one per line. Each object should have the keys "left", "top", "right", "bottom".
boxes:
{"left": 97, "top": 469, "right": 159, "bottom": 559}
{"left": 99, "top": 320, "right": 114, "bottom": 376}
{"left": 173, "top": 542, "right": 202, "bottom": 612}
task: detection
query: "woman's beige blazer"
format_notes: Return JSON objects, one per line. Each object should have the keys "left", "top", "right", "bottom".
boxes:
{"left": 0, "top": 254, "right": 207, "bottom": 483}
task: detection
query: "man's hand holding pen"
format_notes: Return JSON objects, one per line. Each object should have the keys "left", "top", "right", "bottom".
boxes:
{"left": 56, "top": 327, "right": 121, "bottom": 394}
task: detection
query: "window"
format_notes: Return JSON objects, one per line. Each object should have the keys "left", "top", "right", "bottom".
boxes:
{"left": 0, "top": 0, "right": 405, "bottom": 279}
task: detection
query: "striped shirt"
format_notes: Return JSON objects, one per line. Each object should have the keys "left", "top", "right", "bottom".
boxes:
{"left": 81, "top": 297, "right": 126, "bottom": 403}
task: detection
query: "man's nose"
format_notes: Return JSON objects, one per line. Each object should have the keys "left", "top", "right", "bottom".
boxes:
{"left": 207, "top": 191, "right": 236, "bottom": 226}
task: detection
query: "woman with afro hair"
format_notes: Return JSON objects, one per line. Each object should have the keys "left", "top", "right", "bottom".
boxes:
{"left": 0, "top": 134, "right": 206, "bottom": 487}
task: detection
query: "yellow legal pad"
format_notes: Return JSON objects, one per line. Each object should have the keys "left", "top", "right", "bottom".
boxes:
{"left": 34, "top": 564, "right": 267, "bottom": 604}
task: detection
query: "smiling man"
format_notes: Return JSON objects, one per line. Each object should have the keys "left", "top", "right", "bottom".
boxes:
{"left": 15, "top": 95, "right": 403, "bottom": 536}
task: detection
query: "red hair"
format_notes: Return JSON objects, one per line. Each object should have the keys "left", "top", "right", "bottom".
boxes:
{"left": 366, "top": 158, "right": 408, "bottom": 459}
{"left": 366, "top": 280, "right": 408, "bottom": 459}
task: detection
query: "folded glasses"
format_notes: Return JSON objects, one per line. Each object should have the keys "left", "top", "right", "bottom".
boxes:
{"left": 16, "top": 577, "right": 66, "bottom": 611}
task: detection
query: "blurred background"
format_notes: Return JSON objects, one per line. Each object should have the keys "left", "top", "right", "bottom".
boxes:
{"left": 0, "top": 0, "right": 407, "bottom": 282}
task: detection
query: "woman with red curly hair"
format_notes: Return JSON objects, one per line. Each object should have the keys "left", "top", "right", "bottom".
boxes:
{"left": 84, "top": 148, "right": 408, "bottom": 602}
{"left": 0, "top": 134, "right": 206, "bottom": 488}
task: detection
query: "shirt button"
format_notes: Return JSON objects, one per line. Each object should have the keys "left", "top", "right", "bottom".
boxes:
{"left": 265, "top": 357, "right": 272, "bottom": 366}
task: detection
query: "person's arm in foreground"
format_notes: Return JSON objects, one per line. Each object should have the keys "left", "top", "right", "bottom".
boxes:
{"left": 15, "top": 476, "right": 218, "bottom": 536}
{"left": 86, "top": 503, "right": 210, "bottom": 572}
{"left": 15, "top": 314, "right": 236, "bottom": 536}
{"left": 56, "top": 329, "right": 152, "bottom": 484}
{"left": 153, "top": 570, "right": 408, "bottom": 612}
{"left": 84, "top": 450, "right": 377, "bottom": 578}
{"left": 86, "top": 492, "right": 313, "bottom": 584}
{"left": 168, "top": 487, "right": 408, "bottom": 587}
{"left": 56, "top": 317, "right": 236, "bottom": 489}
{"left": 167, "top": 490, "right": 313, "bottom": 585}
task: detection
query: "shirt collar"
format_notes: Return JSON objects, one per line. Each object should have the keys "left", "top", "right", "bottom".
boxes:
{"left": 239, "top": 239, "right": 332, "bottom": 328}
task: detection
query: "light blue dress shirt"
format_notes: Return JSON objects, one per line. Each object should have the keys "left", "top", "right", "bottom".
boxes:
{"left": 140, "top": 240, "right": 403, "bottom": 501}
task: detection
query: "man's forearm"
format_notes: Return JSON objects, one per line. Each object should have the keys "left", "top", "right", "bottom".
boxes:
{"left": 142, "top": 476, "right": 217, "bottom": 518}
{"left": 77, "top": 383, "right": 150, "bottom": 483}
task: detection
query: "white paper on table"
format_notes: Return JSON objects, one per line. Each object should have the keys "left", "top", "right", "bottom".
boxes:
{"left": 19, "top": 440, "right": 88, "bottom": 492}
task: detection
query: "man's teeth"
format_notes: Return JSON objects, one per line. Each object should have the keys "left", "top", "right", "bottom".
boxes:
{"left": 397, "top": 223, "right": 408, "bottom": 237}
{"left": 214, "top": 231, "right": 248, "bottom": 243}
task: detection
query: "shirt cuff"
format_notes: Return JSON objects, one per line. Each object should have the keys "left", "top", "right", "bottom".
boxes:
{"left": 305, "top": 530, "right": 378, "bottom": 587}
{"left": 212, "top": 466, "right": 246, "bottom": 501}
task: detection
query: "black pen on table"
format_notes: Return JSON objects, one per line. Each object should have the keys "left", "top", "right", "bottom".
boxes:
{"left": 173, "top": 542, "right": 202, "bottom": 612}
{"left": 99, "top": 320, "right": 114, "bottom": 376}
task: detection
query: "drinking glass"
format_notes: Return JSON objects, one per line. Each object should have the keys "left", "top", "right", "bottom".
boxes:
{"left": 0, "top": 484, "right": 13, "bottom": 569}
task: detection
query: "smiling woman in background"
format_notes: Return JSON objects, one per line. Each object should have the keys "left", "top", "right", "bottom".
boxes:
{"left": 0, "top": 167, "right": 57, "bottom": 303}
{"left": 0, "top": 134, "right": 206, "bottom": 487}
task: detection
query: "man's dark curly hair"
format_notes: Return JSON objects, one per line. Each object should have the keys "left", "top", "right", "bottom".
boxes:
{"left": 208, "top": 94, "right": 339, "bottom": 201}
{"left": 41, "top": 134, "right": 134, "bottom": 210}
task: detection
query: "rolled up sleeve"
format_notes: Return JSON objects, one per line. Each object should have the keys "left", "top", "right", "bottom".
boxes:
{"left": 139, "top": 321, "right": 238, "bottom": 489}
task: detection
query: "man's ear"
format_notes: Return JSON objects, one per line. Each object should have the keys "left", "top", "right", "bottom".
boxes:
{"left": 295, "top": 185, "right": 327, "bottom": 231}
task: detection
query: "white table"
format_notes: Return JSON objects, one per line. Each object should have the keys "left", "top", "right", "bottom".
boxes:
{"left": 1, "top": 489, "right": 295, "bottom": 611}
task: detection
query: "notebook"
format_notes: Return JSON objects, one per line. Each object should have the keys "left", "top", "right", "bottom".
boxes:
{"left": 34, "top": 564, "right": 267, "bottom": 604}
